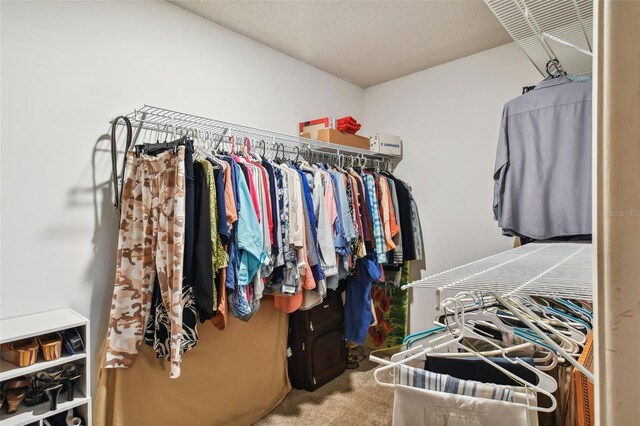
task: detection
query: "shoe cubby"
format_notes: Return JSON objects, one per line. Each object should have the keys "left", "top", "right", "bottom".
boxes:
{"left": 0, "top": 309, "right": 91, "bottom": 426}
{"left": 41, "top": 406, "right": 86, "bottom": 426}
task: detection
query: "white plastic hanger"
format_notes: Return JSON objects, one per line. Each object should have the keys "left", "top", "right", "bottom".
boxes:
{"left": 514, "top": 295, "right": 589, "bottom": 341}
{"left": 433, "top": 292, "right": 558, "bottom": 363}
{"left": 506, "top": 297, "right": 585, "bottom": 352}
{"left": 454, "top": 291, "right": 584, "bottom": 356}
{"left": 495, "top": 293, "right": 594, "bottom": 381}
{"left": 373, "top": 297, "right": 558, "bottom": 412}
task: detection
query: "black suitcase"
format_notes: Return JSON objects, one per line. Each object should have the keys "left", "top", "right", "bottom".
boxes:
{"left": 287, "top": 292, "right": 348, "bottom": 391}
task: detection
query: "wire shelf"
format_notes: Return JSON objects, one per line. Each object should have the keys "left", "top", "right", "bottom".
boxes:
{"left": 484, "top": 0, "right": 593, "bottom": 76}
{"left": 111, "top": 105, "right": 401, "bottom": 169}
{"left": 403, "top": 243, "right": 593, "bottom": 300}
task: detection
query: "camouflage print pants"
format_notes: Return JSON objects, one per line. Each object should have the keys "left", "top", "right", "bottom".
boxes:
{"left": 105, "top": 147, "right": 186, "bottom": 378}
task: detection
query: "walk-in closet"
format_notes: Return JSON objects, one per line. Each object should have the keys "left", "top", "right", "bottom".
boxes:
{"left": 1, "top": 1, "right": 639, "bottom": 425}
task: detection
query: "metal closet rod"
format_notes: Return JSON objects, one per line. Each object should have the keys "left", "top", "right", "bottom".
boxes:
{"left": 112, "top": 104, "right": 399, "bottom": 161}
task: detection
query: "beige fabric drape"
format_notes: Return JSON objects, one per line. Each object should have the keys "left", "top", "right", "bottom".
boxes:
{"left": 94, "top": 299, "right": 290, "bottom": 426}
{"left": 594, "top": 1, "right": 640, "bottom": 424}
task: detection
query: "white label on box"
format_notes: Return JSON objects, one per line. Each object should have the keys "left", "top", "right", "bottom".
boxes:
{"left": 376, "top": 133, "right": 402, "bottom": 156}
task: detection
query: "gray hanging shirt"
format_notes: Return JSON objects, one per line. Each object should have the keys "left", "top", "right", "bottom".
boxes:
{"left": 493, "top": 76, "right": 592, "bottom": 240}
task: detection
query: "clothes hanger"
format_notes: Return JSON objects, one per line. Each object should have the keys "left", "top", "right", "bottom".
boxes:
{"left": 415, "top": 299, "right": 559, "bottom": 395}
{"left": 246, "top": 137, "right": 258, "bottom": 160}
{"left": 541, "top": 296, "right": 592, "bottom": 326}
{"left": 407, "top": 297, "right": 557, "bottom": 370}
{"left": 299, "top": 148, "right": 315, "bottom": 172}
{"left": 205, "top": 131, "right": 227, "bottom": 169}
{"left": 283, "top": 143, "right": 293, "bottom": 165}
{"left": 418, "top": 292, "right": 549, "bottom": 361}
{"left": 373, "top": 298, "right": 558, "bottom": 411}
{"left": 274, "top": 143, "right": 284, "bottom": 164}
{"left": 509, "top": 295, "right": 588, "bottom": 345}
{"left": 403, "top": 326, "right": 446, "bottom": 349}
{"left": 292, "top": 146, "right": 301, "bottom": 164}
{"left": 190, "top": 128, "right": 201, "bottom": 161}
{"left": 229, "top": 134, "right": 237, "bottom": 156}
{"left": 505, "top": 297, "right": 584, "bottom": 354}
{"left": 408, "top": 293, "right": 483, "bottom": 349}
{"left": 465, "top": 292, "right": 584, "bottom": 347}
{"left": 556, "top": 298, "right": 593, "bottom": 322}
{"left": 195, "top": 129, "right": 224, "bottom": 169}
{"left": 140, "top": 125, "right": 186, "bottom": 156}
{"left": 257, "top": 139, "right": 267, "bottom": 159}
{"left": 334, "top": 153, "right": 346, "bottom": 173}
{"left": 240, "top": 136, "right": 250, "bottom": 158}
{"left": 544, "top": 304, "right": 591, "bottom": 332}
{"left": 497, "top": 294, "right": 594, "bottom": 381}
{"left": 246, "top": 137, "right": 264, "bottom": 162}
{"left": 213, "top": 129, "right": 229, "bottom": 154}
{"left": 467, "top": 298, "right": 581, "bottom": 354}
{"left": 304, "top": 147, "right": 313, "bottom": 163}
{"left": 433, "top": 292, "right": 559, "bottom": 367}
{"left": 544, "top": 58, "right": 567, "bottom": 80}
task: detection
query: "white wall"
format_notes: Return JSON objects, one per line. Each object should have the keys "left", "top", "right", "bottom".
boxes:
{"left": 0, "top": 0, "right": 362, "bottom": 377}
{"left": 1, "top": 0, "right": 547, "bottom": 377}
{"left": 362, "top": 43, "right": 541, "bottom": 332}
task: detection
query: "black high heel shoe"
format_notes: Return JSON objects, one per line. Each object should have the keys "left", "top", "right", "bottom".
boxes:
{"left": 24, "top": 364, "right": 84, "bottom": 410}
{"left": 60, "top": 363, "right": 84, "bottom": 402}
{"left": 43, "top": 383, "right": 63, "bottom": 411}
{"left": 63, "top": 375, "right": 81, "bottom": 401}
{"left": 28, "top": 370, "right": 64, "bottom": 410}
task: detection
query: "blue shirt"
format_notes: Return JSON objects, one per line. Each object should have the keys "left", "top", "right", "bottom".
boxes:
{"left": 296, "top": 167, "right": 325, "bottom": 283}
{"left": 235, "top": 164, "right": 265, "bottom": 286}
{"left": 328, "top": 169, "right": 349, "bottom": 256}
{"left": 261, "top": 159, "right": 280, "bottom": 255}
{"left": 344, "top": 254, "right": 383, "bottom": 345}
{"left": 363, "top": 174, "right": 387, "bottom": 263}
{"left": 222, "top": 157, "right": 239, "bottom": 292}
{"left": 212, "top": 165, "right": 229, "bottom": 244}
{"left": 493, "top": 76, "right": 592, "bottom": 239}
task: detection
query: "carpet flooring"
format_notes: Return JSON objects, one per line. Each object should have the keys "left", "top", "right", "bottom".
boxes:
{"left": 255, "top": 355, "right": 394, "bottom": 425}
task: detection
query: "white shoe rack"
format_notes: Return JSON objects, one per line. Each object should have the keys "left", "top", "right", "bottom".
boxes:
{"left": 0, "top": 309, "right": 91, "bottom": 426}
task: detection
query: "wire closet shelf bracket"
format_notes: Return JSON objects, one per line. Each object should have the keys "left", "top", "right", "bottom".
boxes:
{"left": 111, "top": 105, "right": 401, "bottom": 170}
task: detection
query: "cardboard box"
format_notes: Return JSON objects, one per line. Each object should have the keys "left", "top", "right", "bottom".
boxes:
{"left": 299, "top": 117, "right": 335, "bottom": 140}
{"left": 316, "top": 128, "right": 371, "bottom": 150}
{"left": 371, "top": 133, "right": 402, "bottom": 156}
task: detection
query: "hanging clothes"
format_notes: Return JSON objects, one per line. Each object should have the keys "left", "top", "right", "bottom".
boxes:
{"left": 192, "top": 161, "right": 216, "bottom": 321}
{"left": 392, "top": 378, "right": 538, "bottom": 426}
{"left": 107, "top": 132, "right": 424, "bottom": 377}
{"left": 493, "top": 76, "right": 592, "bottom": 240}
{"left": 229, "top": 160, "right": 264, "bottom": 317}
{"left": 144, "top": 141, "right": 198, "bottom": 359}
{"left": 344, "top": 253, "right": 382, "bottom": 345}
{"left": 105, "top": 147, "right": 186, "bottom": 379}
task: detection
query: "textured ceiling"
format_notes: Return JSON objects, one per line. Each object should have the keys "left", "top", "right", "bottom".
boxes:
{"left": 169, "top": 0, "right": 511, "bottom": 88}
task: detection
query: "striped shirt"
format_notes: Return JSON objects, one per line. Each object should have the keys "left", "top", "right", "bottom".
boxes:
{"left": 396, "top": 364, "right": 515, "bottom": 402}
{"left": 363, "top": 174, "right": 387, "bottom": 263}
